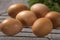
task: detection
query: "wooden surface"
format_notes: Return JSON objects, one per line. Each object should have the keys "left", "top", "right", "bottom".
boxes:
{"left": 0, "top": 0, "right": 60, "bottom": 40}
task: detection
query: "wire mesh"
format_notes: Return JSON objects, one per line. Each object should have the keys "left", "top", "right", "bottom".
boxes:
{"left": 0, "top": 12, "right": 60, "bottom": 40}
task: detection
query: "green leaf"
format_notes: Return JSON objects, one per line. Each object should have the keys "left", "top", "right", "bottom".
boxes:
{"left": 28, "top": 0, "right": 60, "bottom": 12}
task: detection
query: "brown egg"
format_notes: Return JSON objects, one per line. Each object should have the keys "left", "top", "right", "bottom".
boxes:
{"left": 45, "top": 11, "right": 60, "bottom": 28}
{"left": 7, "top": 3, "right": 28, "bottom": 18}
{"left": 16, "top": 10, "right": 37, "bottom": 27}
{"left": 1, "top": 18, "right": 23, "bottom": 36}
{"left": 32, "top": 18, "right": 53, "bottom": 37}
{"left": 30, "top": 3, "right": 50, "bottom": 18}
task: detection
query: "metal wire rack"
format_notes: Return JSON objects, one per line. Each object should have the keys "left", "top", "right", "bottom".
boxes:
{"left": 0, "top": 11, "right": 60, "bottom": 40}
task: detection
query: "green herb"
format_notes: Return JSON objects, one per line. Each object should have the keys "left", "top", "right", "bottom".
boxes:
{"left": 28, "top": 0, "right": 60, "bottom": 12}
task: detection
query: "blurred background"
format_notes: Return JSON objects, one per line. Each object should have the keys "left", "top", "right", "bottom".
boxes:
{"left": 0, "top": 0, "right": 60, "bottom": 13}
{"left": 28, "top": 0, "right": 60, "bottom": 12}
{"left": 0, "top": 0, "right": 60, "bottom": 22}
{"left": 0, "top": 0, "right": 28, "bottom": 13}
{"left": 0, "top": 0, "right": 28, "bottom": 22}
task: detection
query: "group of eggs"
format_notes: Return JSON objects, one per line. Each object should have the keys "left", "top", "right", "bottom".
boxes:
{"left": 0, "top": 3, "right": 60, "bottom": 37}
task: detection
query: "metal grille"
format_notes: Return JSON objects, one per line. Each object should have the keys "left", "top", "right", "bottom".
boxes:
{"left": 0, "top": 11, "right": 60, "bottom": 40}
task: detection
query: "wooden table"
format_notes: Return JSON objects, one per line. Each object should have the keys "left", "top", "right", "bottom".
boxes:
{"left": 0, "top": 0, "right": 60, "bottom": 40}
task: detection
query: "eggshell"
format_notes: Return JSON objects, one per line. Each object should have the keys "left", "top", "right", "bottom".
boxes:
{"left": 32, "top": 18, "right": 53, "bottom": 37}
{"left": 30, "top": 3, "right": 50, "bottom": 18}
{"left": 16, "top": 10, "right": 37, "bottom": 27}
{"left": 1, "top": 18, "right": 23, "bottom": 36}
{"left": 7, "top": 3, "right": 28, "bottom": 18}
{"left": 45, "top": 11, "right": 60, "bottom": 28}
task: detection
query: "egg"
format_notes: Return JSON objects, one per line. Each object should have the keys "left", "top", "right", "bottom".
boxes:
{"left": 32, "top": 18, "right": 53, "bottom": 37}
{"left": 45, "top": 11, "right": 60, "bottom": 28}
{"left": 7, "top": 3, "right": 28, "bottom": 18}
{"left": 16, "top": 10, "right": 37, "bottom": 27}
{"left": 1, "top": 18, "right": 23, "bottom": 36}
{"left": 30, "top": 3, "right": 50, "bottom": 18}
